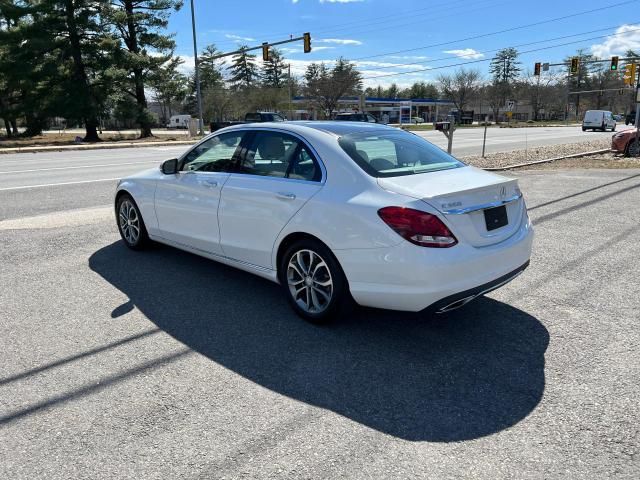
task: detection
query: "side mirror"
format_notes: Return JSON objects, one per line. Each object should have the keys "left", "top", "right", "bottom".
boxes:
{"left": 160, "top": 158, "right": 178, "bottom": 175}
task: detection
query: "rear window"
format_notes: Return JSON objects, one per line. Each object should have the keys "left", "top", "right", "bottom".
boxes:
{"left": 338, "top": 131, "right": 464, "bottom": 177}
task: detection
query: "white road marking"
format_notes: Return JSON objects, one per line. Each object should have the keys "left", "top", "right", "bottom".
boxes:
{"left": 0, "top": 161, "right": 157, "bottom": 174}
{"left": 0, "top": 178, "right": 120, "bottom": 191}
{"left": 0, "top": 206, "right": 113, "bottom": 230}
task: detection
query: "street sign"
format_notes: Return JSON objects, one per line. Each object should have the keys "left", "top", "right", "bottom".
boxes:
{"left": 506, "top": 100, "right": 515, "bottom": 112}
{"left": 506, "top": 111, "right": 513, "bottom": 118}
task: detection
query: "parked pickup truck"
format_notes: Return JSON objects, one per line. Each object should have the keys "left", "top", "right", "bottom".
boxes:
{"left": 210, "top": 112, "right": 286, "bottom": 132}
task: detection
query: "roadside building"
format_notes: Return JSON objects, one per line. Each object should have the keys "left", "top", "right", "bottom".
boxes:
{"left": 291, "top": 96, "right": 455, "bottom": 123}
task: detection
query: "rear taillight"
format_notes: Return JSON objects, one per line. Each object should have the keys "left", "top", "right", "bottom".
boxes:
{"left": 378, "top": 206, "right": 457, "bottom": 248}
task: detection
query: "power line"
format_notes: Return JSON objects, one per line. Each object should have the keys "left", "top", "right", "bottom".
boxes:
{"left": 208, "top": 0, "right": 505, "bottom": 50}
{"left": 352, "top": 0, "right": 638, "bottom": 62}
{"left": 357, "top": 23, "right": 639, "bottom": 72}
{"left": 361, "top": 26, "right": 640, "bottom": 80}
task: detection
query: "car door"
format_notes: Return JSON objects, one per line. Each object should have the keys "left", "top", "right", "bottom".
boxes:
{"left": 154, "top": 130, "right": 248, "bottom": 255}
{"left": 218, "top": 129, "right": 324, "bottom": 269}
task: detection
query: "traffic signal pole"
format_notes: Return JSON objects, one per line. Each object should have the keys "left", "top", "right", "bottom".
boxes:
{"left": 208, "top": 34, "right": 311, "bottom": 61}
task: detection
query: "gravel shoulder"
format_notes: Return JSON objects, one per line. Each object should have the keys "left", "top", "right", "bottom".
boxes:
{"left": 461, "top": 138, "right": 619, "bottom": 169}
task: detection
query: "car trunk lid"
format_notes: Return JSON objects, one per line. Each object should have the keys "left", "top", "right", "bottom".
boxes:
{"left": 377, "top": 166, "right": 525, "bottom": 247}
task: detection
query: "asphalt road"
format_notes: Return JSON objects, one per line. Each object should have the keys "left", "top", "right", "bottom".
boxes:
{"left": 0, "top": 126, "right": 629, "bottom": 208}
{"left": 0, "top": 155, "right": 639, "bottom": 477}
{"left": 414, "top": 124, "right": 629, "bottom": 156}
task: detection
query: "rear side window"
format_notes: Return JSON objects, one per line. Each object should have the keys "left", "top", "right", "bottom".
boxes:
{"left": 338, "top": 130, "right": 464, "bottom": 177}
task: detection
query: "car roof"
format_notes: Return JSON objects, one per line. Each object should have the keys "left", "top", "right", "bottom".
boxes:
{"left": 286, "top": 121, "right": 395, "bottom": 136}
{"left": 219, "top": 120, "right": 397, "bottom": 137}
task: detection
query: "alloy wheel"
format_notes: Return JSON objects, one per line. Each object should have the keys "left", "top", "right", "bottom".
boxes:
{"left": 287, "top": 249, "right": 334, "bottom": 314}
{"left": 119, "top": 199, "right": 140, "bottom": 245}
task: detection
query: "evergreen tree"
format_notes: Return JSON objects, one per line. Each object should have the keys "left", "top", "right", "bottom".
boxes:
{"left": 148, "top": 56, "right": 188, "bottom": 123}
{"left": 489, "top": 47, "right": 522, "bottom": 110}
{"left": 199, "top": 44, "right": 225, "bottom": 91}
{"left": 0, "top": 0, "right": 116, "bottom": 139}
{"left": 103, "top": 0, "right": 183, "bottom": 138}
{"left": 262, "top": 48, "right": 288, "bottom": 88}
{"left": 228, "top": 46, "right": 259, "bottom": 89}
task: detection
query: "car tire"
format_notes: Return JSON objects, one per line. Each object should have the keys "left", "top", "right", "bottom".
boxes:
{"left": 582, "top": 127, "right": 586, "bottom": 132}
{"left": 279, "top": 239, "right": 350, "bottom": 324}
{"left": 116, "top": 194, "right": 150, "bottom": 250}
{"left": 627, "top": 140, "right": 640, "bottom": 157}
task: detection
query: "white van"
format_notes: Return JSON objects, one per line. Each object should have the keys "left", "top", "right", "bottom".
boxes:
{"left": 582, "top": 110, "right": 616, "bottom": 132}
{"left": 167, "top": 114, "right": 192, "bottom": 129}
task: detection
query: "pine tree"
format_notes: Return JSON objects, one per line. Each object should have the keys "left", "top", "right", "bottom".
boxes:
{"left": 228, "top": 46, "right": 259, "bottom": 89}
{"left": 103, "top": 0, "right": 183, "bottom": 138}
{"left": 262, "top": 48, "right": 288, "bottom": 88}
{"left": 0, "top": 0, "right": 116, "bottom": 139}
{"left": 199, "top": 44, "right": 225, "bottom": 91}
{"left": 489, "top": 48, "right": 522, "bottom": 110}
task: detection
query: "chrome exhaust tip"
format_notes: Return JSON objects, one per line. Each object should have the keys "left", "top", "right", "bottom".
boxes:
{"left": 437, "top": 295, "right": 477, "bottom": 314}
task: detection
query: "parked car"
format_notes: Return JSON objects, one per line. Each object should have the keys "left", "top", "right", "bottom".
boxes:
{"left": 167, "top": 114, "right": 192, "bottom": 129}
{"left": 210, "top": 111, "right": 285, "bottom": 132}
{"left": 335, "top": 113, "right": 377, "bottom": 123}
{"left": 611, "top": 129, "right": 640, "bottom": 156}
{"left": 411, "top": 117, "right": 424, "bottom": 124}
{"left": 582, "top": 110, "right": 616, "bottom": 131}
{"left": 625, "top": 111, "right": 636, "bottom": 125}
{"left": 613, "top": 114, "right": 623, "bottom": 122}
{"left": 115, "top": 122, "right": 533, "bottom": 323}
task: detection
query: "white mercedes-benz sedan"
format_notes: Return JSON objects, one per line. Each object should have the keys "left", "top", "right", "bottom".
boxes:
{"left": 115, "top": 122, "right": 533, "bottom": 322}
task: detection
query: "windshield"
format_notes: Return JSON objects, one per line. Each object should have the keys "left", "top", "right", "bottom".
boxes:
{"left": 338, "top": 130, "right": 464, "bottom": 177}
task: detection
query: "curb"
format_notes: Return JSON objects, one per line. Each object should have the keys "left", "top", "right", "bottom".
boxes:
{"left": 483, "top": 149, "right": 610, "bottom": 171}
{"left": 0, "top": 140, "right": 198, "bottom": 154}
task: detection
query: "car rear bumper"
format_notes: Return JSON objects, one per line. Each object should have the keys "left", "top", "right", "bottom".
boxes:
{"left": 334, "top": 211, "right": 534, "bottom": 312}
{"left": 611, "top": 134, "right": 630, "bottom": 153}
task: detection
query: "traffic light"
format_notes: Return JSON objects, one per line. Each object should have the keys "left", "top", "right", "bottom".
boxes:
{"left": 262, "top": 42, "right": 270, "bottom": 62}
{"left": 610, "top": 55, "right": 619, "bottom": 71}
{"left": 534, "top": 62, "right": 541, "bottom": 76}
{"left": 624, "top": 63, "right": 637, "bottom": 85}
{"left": 303, "top": 32, "right": 311, "bottom": 53}
{"left": 570, "top": 57, "right": 579, "bottom": 74}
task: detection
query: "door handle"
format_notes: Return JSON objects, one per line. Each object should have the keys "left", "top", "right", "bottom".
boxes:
{"left": 276, "top": 192, "right": 296, "bottom": 200}
{"left": 202, "top": 180, "right": 218, "bottom": 187}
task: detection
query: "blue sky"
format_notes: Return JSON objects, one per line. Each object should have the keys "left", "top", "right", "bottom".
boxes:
{"left": 169, "top": 0, "right": 640, "bottom": 87}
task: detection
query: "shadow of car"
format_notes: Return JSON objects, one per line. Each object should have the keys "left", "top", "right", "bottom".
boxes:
{"left": 89, "top": 241, "right": 548, "bottom": 442}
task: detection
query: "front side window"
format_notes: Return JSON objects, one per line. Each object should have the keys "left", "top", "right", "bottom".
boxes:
{"left": 181, "top": 132, "right": 244, "bottom": 172}
{"left": 240, "top": 131, "right": 321, "bottom": 181}
{"left": 338, "top": 130, "right": 464, "bottom": 177}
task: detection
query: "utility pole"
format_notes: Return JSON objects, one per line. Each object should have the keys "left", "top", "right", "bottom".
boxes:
{"left": 635, "top": 66, "right": 640, "bottom": 156}
{"left": 288, "top": 64, "right": 293, "bottom": 121}
{"left": 190, "top": 0, "right": 204, "bottom": 136}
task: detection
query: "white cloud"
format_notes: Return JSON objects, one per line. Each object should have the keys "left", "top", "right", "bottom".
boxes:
{"left": 176, "top": 55, "right": 195, "bottom": 75}
{"left": 225, "top": 33, "right": 256, "bottom": 43}
{"left": 318, "top": 38, "right": 363, "bottom": 45}
{"left": 591, "top": 24, "right": 640, "bottom": 58}
{"left": 443, "top": 48, "right": 484, "bottom": 59}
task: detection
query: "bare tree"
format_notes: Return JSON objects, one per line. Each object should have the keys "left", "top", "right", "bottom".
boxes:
{"left": 304, "top": 58, "right": 362, "bottom": 118}
{"left": 437, "top": 68, "right": 481, "bottom": 114}
{"left": 519, "top": 69, "right": 565, "bottom": 121}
